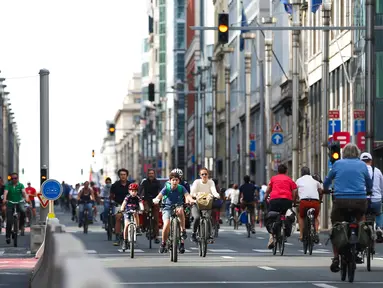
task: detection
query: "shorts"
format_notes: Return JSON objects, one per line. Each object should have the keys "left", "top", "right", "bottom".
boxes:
{"left": 30, "top": 199, "right": 36, "bottom": 209}
{"left": 331, "top": 198, "right": 368, "bottom": 224}
{"left": 299, "top": 199, "right": 320, "bottom": 218}
{"left": 162, "top": 209, "right": 171, "bottom": 222}
{"left": 124, "top": 211, "right": 137, "bottom": 221}
{"left": 268, "top": 198, "right": 293, "bottom": 214}
{"left": 367, "top": 200, "right": 382, "bottom": 216}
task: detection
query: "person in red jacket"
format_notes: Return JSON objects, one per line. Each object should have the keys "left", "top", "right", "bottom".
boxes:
{"left": 25, "top": 182, "right": 37, "bottom": 219}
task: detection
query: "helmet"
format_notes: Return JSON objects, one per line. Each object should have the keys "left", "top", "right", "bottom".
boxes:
{"left": 171, "top": 168, "right": 183, "bottom": 178}
{"left": 129, "top": 183, "right": 139, "bottom": 190}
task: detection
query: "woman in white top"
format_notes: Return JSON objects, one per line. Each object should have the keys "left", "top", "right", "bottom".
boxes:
{"left": 190, "top": 167, "right": 220, "bottom": 242}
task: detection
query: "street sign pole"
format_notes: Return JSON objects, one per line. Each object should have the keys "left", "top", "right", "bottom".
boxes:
{"left": 41, "top": 179, "right": 63, "bottom": 219}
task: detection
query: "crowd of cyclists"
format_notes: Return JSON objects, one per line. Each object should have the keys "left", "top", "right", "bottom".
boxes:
{"left": 0, "top": 142, "right": 382, "bottom": 279}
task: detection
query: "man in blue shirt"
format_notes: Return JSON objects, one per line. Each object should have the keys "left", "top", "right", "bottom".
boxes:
{"left": 323, "top": 143, "right": 372, "bottom": 273}
{"left": 153, "top": 172, "right": 195, "bottom": 254}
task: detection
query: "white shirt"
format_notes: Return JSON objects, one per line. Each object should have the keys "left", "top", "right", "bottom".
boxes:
{"left": 225, "top": 188, "right": 234, "bottom": 199}
{"left": 366, "top": 165, "right": 383, "bottom": 202}
{"left": 190, "top": 179, "right": 220, "bottom": 198}
{"left": 228, "top": 189, "right": 240, "bottom": 205}
{"left": 295, "top": 175, "right": 322, "bottom": 200}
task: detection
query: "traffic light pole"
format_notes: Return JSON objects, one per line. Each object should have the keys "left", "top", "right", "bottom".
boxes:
{"left": 39, "top": 69, "right": 50, "bottom": 224}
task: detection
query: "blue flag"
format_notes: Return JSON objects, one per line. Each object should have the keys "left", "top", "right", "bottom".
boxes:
{"left": 240, "top": 6, "right": 249, "bottom": 52}
{"left": 280, "top": 0, "right": 292, "bottom": 15}
{"left": 311, "top": 0, "right": 322, "bottom": 13}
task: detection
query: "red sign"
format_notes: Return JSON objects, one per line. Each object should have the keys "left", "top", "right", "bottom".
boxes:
{"left": 37, "top": 193, "right": 49, "bottom": 208}
{"left": 250, "top": 133, "right": 255, "bottom": 140}
{"left": 333, "top": 132, "right": 351, "bottom": 148}
{"left": 357, "top": 132, "right": 366, "bottom": 150}
{"left": 271, "top": 123, "right": 283, "bottom": 133}
{"left": 328, "top": 110, "right": 340, "bottom": 119}
{"left": 354, "top": 110, "right": 365, "bottom": 120}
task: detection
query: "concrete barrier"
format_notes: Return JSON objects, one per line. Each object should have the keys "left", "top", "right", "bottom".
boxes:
{"left": 30, "top": 218, "right": 120, "bottom": 288}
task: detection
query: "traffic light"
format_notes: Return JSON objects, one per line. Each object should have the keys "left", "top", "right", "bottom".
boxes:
{"left": 148, "top": 83, "right": 155, "bottom": 102}
{"left": 92, "top": 150, "right": 95, "bottom": 157}
{"left": 218, "top": 13, "right": 229, "bottom": 44}
{"left": 108, "top": 123, "right": 115, "bottom": 136}
{"left": 7, "top": 175, "right": 11, "bottom": 181}
{"left": 329, "top": 141, "right": 341, "bottom": 164}
{"left": 41, "top": 167, "right": 47, "bottom": 185}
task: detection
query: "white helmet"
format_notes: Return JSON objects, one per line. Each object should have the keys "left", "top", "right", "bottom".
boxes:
{"left": 171, "top": 168, "right": 183, "bottom": 178}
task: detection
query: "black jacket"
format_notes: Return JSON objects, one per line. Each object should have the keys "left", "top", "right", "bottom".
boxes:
{"left": 139, "top": 178, "right": 161, "bottom": 200}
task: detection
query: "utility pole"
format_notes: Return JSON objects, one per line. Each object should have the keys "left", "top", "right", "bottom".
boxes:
{"left": 291, "top": 0, "right": 301, "bottom": 181}
{"left": 365, "top": 0, "right": 376, "bottom": 155}
{"left": 184, "top": 84, "right": 188, "bottom": 179}
{"left": 212, "top": 72, "right": 218, "bottom": 178}
{"left": 167, "top": 108, "right": 172, "bottom": 176}
{"left": 39, "top": 69, "right": 50, "bottom": 223}
{"left": 201, "top": 80, "right": 206, "bottom": 169}
{"left": 320, "top": 1, "right": 331, "bottom": 230}
{"left": 161, "top": 99, "right": 167, "bottom": 177}
{"left": 174, "top": 88, "right": 179, "bottom": 168}
{"left": 263, "top": 11, "right": 274, "bottom": 183}
{"left": 242, "top": 33, "right": 256, "bottom": 176}
{"left": 258, "top": 59, "right": 266, "bottom": 184}
{"left": 194, "top": 81, "right": 200, "bottom": 179}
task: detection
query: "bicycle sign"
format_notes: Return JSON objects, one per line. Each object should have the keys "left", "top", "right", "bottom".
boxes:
{"left": 41, "top": 179, "right": 63, "bottom": 201}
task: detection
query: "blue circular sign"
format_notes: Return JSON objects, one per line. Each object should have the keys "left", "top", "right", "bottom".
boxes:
{"left": 41, "top": 179, "right": 63, "bottom": 201}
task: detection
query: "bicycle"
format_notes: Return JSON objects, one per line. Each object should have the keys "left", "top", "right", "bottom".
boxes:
{"left": 80, "top": 201, "right": 92, "bottom": 234}
{"left": 231, "top": 205, "right": 240, "bottom": 230}
{"left": 239, "top": 204, "right": 254, "bottom": 238}
{"left": 302, "top": 207, "right": 316, "bottom": 255}
{"left": 102, "top": 198, "right": 117, "bottom": 241}
{"left": 197, "top": 207, "right": 212, "bottom": 258}
{"left": 363, "top": 199, "right": 376, "bottom": 272}
{"left": 122, "top": 211, "right": 138, "bottom": 258}
{"left": 162, "top": 204, "right": 184, "bottom": 262}
{"left": 272, "top": 211, "right": 288, "bottom": 256}
{"left": 8, "top": 200, "right": 23, "bottom": 247}
{"left": 143, "top": 201, "right": 156, "bottom": 249}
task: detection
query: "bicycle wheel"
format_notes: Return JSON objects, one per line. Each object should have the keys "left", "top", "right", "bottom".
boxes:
{"left": 279, "top": 225, "right": 285, "bottom": 256}
{"left": 130, "top": 225, "right": 135, "bottom": 259}
{"left": 84, "top": 210, "right": 88, "bottom": 234}
{"left": 13, "top": 217, "right": 18, "bottom": 247}
{"left": 272, "top": 229, "right": 278, "bottom": 256}
{"left": 308, "top": 219, "right": 314, "bottom": 255}
{"left": 172, "top": 219, "right": 179, "bottom": 262}
{"left": 148, "top": 212, "right": 152, "bottom": 249}
{"left": 367, "top": 243, "right": 371, "bottom": 271}
{"left": 198, "top": 222, "right": 203, "bottom": 257}
{"left": 348, "top": 245, "right": 356, "bottom": 283}
{"left": 341, "top": 255, "right": 347, "bottom": 281}
{"left": 107, "top": 213, "right": 113, "bottom": 241}
{"left": 203, "top": 219, "right": 208, "bottom": 257}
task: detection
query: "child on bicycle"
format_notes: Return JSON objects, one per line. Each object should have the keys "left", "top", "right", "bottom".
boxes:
{"left": 119, "top": 183, "right": 143, "bottom": 251}
{"left": 153, "top": 172, "right": 195, "bottom": 254}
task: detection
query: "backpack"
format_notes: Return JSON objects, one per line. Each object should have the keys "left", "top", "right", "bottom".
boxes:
{"left": 162, "top": 182, "right": 184, "bottom": 201}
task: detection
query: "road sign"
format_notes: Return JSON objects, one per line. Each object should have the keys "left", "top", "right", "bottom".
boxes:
{"left": 41, "top": 179, "right": 63, "bottom": 201}
{"left": 271, "top": 123, "right": 283, "bottom": 133}
{"left": 36, "top": 193, "right": 49, "bottom": 208}
{"left": 354, "top": 119, "right": 365, "bottom": 134}
{"left": 328, "top": 110, "right": 340, "bottom": 119}
{"left": 328, "top": 136, "right": 333, "bottom": 146}
{"left": 250, "top": 140, "right": 256, "bottom": 159}
{"left": 333, "top": 132, "right": 351, "bottom": 148}
{"left": 328, "top": 120, "right": 341, "bottom": 135}
{"left": 353, "top": 110, "right": 365, "bottom": 120}
{"left": 357, "top": 132, "right": 366, "bottom": 151}
{"left": 271, "top": 133, "right": 284, "bottom": 145}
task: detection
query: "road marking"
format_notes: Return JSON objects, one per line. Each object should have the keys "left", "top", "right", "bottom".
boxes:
{"left": 86, "top": 250, "right": 97, "bottom": 254}
{"left": 375, "top": 257, "right": 383, "bottom": 260}
{"left": 298, "top": 249, "right": 330, "bottom": 254}
{"left": 252, "top": 249, "right": 272, "bottom": 253}
{"left": 221, "top": 256, "right": 234, "bottom": 259}
{"left": 258, "top": 266, "right": 276, "bottom": 271}
{"left": 184, "top": 249, "right": 192, "bottom": 253}
{"left": 208, "top": 249, "right": 236, "bottom": 253}
{"left": 0, "top": 272, "right": 28, "bottom": 275}
{"left": 256, "top": 236, "right": 265, "bottom": 239}
{"left": 118, "top": 249, "right": 145, "bottom": 253}
{"left": 285, "top": 243, "right": 293, "bottom": 246}
{"left": 313, "top": 284, "right": 338, "bottom": 288}
{"left": 190, "top": 247, "right": 199, "bottom": 250}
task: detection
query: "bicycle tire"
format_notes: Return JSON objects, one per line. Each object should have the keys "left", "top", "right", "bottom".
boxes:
{"left": 130, "top": 225, "right": 135, "bottom": 259}
{"left": 84, "top": 210, "right": 88, "bottom": 234}
{"left": 308, "top": 219, "right": 314, "bottom": 255}
{"left": 348, "top": 245, "right": 356, "bottom": 283}
{"left": 367, "top": 243, "right": 371, "bottom": 271}
{"left": 13, "top": 216, "right": 18, "bottom": 247}
{"left": 280, "top": 224, "right": 285, "bottom": 256}
{"left": 272, "top": 229, "right": 278, "bottom": 256}
{"left": 341, "top": 255, "right": 347, "bottom": 281}
{"left": 203, "top": 219, "right": 208, "bottom": 257}
{"left": 107, "top": 213, "right": 113, "bottom": 241}
{"left": 172, "top": 219, "right": 179, "bottom": 262}
{"left": 148, "top": 212, "right": 152, "bottom": 249}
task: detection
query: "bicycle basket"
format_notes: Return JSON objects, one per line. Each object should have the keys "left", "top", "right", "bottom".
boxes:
{"left": 196, "top": 193, "right": 213, "bottom": 210}
{"left": 265, "top": 211, "right": 280, "bottom": 234}
{"left": 358, "top": 222, "right": 371, "bottom": 247}
{"left": 330, "top": 222, "right": 349, "bottom": 250}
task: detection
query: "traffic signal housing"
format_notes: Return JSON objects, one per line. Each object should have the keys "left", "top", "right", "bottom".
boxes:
{"left": 41, "top": 167, "right": 47, "bottom": 185}
{"left": 108, "top": 123, "right": 115, "bottom": 136}
{"left": 329, "top": 141, "right": 341, "bottom": 164}
{"left": 148, "top": 83, "right": 155, "bottom": 102}
{"left": 92, "top": 150, "right": 95, "bottom": 158}
{"left": 218, "top": 13, "right": 229, "bottom": 44}
{"left": 7, "top": 175, "right": 11, "bottom": 181}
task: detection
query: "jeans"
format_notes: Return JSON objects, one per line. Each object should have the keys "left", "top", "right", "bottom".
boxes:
{"left": 6, "top": 203, "right": 25, "bottom": 238}
{"left": 225, "top": 200, "right": 231, "bottom": 219}
{"left": 79, "top": 202, "right": 93, "bottom": 224}
{"left": 70, "top": 199, "right": 77, "bottom": 218}
{"left": 103, "top": 199, "right": 115, "bottom": 224}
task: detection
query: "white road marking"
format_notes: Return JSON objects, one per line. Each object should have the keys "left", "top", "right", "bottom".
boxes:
{"left": 208, "top": 249, "right": 236, "bottom": 253}
{"left": 252, "top": 249, "right": 272, "bottom": 253}
{"left": 313, "top": 284, "right": 338, "bottom": 288}
{"left": 221, "top": 256, "right": 234, "bottom": 259}
{"left": 284, "top": 243, "right": 293, "bottom": 246}
{"left": 86, "top": 250, "right": 97, "bottom": 254}
{"left": 298, "top": 249, "right": 330, "bottom": 254}
{"left": 258, "top": 266, "right": 276, "bottom": 271}
{"left": 256, "top": 236, "right": 265, "bottom": 239}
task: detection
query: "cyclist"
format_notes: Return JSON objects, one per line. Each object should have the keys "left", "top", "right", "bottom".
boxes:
{"left": 110, "top": 168, "right": 131, "bottom": 246}
{"left": 77, "top": 181, "right": 95, "bottom": 228}
{"left": 228, "top": 184, "right": 240, "bottom": 217}
{"left": 139, "top": 168, "right": 161, "bottom": 244}
{"left": 360, "top": 152, "right": 383, "bottom": 241}
{"left": 0, "top": 177, "right": 5, "bottom": 227}
{"left": 323, "top": 143, "right": 372, "bottom": 272}
{"left": 69, "top": 184, "right": 80, "bottom": 221}
{"left": 264, "top": 164, "right": 297, "bottom": 249}
{"left": 239, "top": 175, "right": 257, "bottom": 234}
{"left": 153, "top": 172, "right": 195, "bottom": 254}
{"left": 171, "top": 168, "right": 190, "bottom": 192}
{"left": 119, "top": 183, "right": 143, "bottom": 251}
{"left": 294, "top": 166, "right": 322, "bottom": 243}
{"left": 100, "top": 177, "right": 113, "bottom": 228}
{"left": 25, "top": 182, "right": 37, "bottom": 221}
{"left": 2, "top": 172, "right": 28, "bottom": 244}
{"left": 190, "top": 167, "right": 220, "bottom": 243}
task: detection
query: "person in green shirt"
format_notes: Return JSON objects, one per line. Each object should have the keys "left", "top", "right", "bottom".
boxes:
{"left": 2, "top": 172, "right": 28, "bottom": 244}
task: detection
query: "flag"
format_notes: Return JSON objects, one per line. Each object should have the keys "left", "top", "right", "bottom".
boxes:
{"left": 240, "top": 6, "right": 249, "bottom": 52}
{"left": 280, "top": 0, "right": 292, "bottom": 15}
{"left": 311, "top": 0, "right": 322, "bottom": 13}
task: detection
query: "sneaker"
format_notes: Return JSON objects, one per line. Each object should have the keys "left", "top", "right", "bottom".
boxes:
{"left": 159, "top": 242, "right": 166, "bottom": 253}
{"left": 251, "top": 228, "right": 256, "bottom": 234}
{"left": 122, "top": 240, "right": 128, "bottom": 251}
{"left": 5, "top": 237, "right": 10, "bottom": 244}
{"left": 330, "top": 258, "right": 340, "bottom": 273}
{"left": 191, "top": 233, "right": 198, "bottom": 243}
{"left": 267, "top": 236, "right": 274, "bottom": 249}
{"left": 181, "top": 230, "right": 187, "bottom": 240}
{"left": 179, "top": 243, "right": 185, "bottom": 254}
{"left": 154, "top": 238, "right": 160, "bottom": 244}
{"left": 113, "top": 235, "right": 120, "bottom": 246}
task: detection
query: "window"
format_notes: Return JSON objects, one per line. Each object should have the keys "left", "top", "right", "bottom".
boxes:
{"left": 160, "top": 82, "right": 166, "bottom": 97}
{"left": 134, "top": 98, "right": 141, "bottom": 104}
{"left": 159, "top": 0, "right": 165, "bottom": 4}
{"left": 230, "top": 77, "right": 238, "bottom": 109}
{"left": 176, "top": 0, "right": 185, "bottom": 18}
{"left": 160, "top": 35, "right": 166, "bottom": 50}
{"left": 159, "top": 23, "right": 166, "bottom": 34}
{"left": 159, "top": 52, "right": 166, "bottom": 63}
{"left": 176, "top": 23, "right": 185, "bottom": 49}
{"left": 159, "top": 64, "right": 166, "bottom": 81}
{"left": 142, "top": 62, "right": 149, "bottom": 77}
{"left": 229, "top": 37, "right": 238, "bottom": 73}
{"left": 143, "top": 39, "right": 150, "bottom": 53}
{"left": 229, "top": 1, "right": 237, "bottom": 39}
{"left": 159, "top": 7, "right": 166, "bottom": 20}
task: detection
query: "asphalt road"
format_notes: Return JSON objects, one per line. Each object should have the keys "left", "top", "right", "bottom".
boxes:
{"left": 56, "top": 207, "right": 383, "bottom": 288}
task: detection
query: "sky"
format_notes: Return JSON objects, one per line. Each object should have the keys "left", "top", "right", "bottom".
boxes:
{"left": 0, "top": 0, "right": 147, "bottom": 187}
